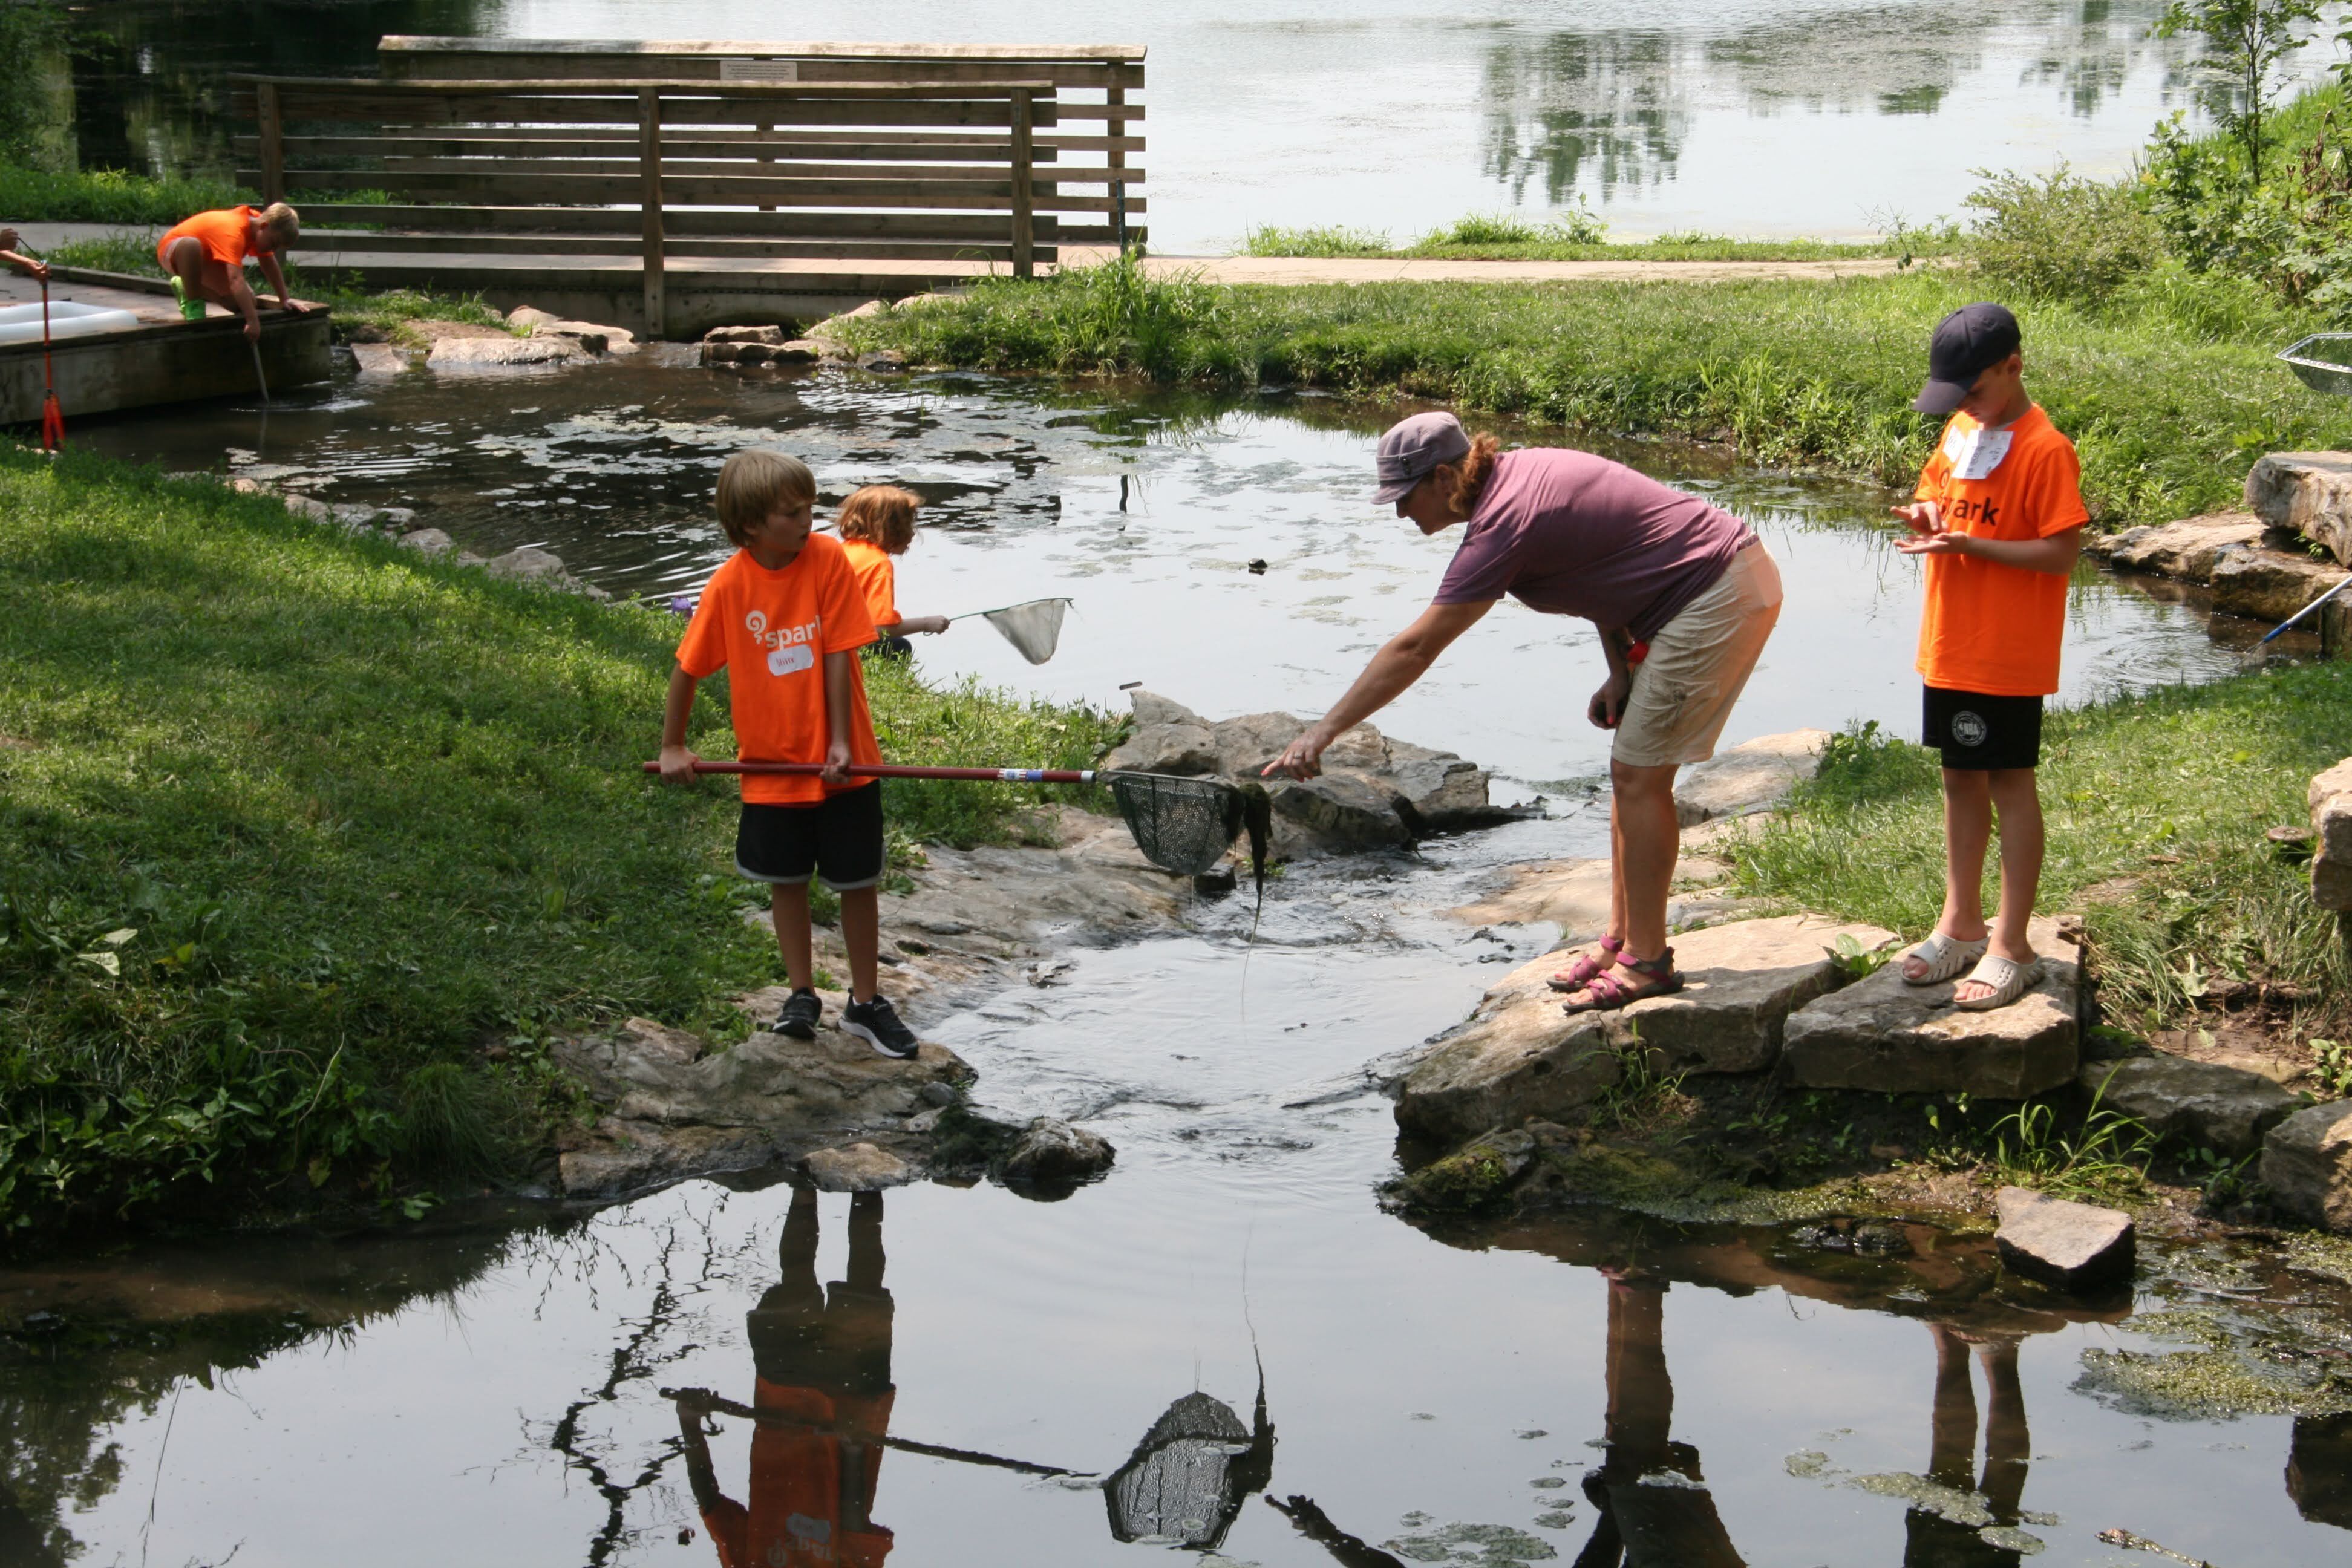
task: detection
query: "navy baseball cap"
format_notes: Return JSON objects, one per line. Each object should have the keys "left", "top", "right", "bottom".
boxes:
{"left": 1913, "top": 303, "right": 2022, "bottom": 414}
{"left": 1374, "top": 411, "right": 1472, "bottom": 503}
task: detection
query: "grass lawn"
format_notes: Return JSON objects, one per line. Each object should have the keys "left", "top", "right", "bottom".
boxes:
{"left": 1731, "top": 668, "right": 2352, "bottom": 1044}
{"left": 1241, "top": 223, "right": 1958, "bottom": 264}
{"left": 835, "top": 258, "right": 2352, "bottom": 528}
{"left": 0, "top": 445, "right": 1117, "bottom": 1235}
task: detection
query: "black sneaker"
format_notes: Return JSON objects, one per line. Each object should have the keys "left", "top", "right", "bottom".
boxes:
{"left": 841, "top": 995, "right": 920, "bottom": 1060}
{"left": 771, "top": 988, "right": 822, "bottom": 1041}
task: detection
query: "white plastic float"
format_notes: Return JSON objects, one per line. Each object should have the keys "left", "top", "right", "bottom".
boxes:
{"left": 0, "top": 300, "right": 143, "bottom": 347}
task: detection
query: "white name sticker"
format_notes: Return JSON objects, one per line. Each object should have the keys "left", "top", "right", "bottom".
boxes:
{"left": 1942, "top": 425, "right": 2014, "bottom": 482}
{"left": 767, "top": 643, "right": 814, "bottom": 677}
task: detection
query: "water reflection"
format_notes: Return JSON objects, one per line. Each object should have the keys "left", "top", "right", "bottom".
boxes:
{"left": 1480, "top": 31, "right": 1687, "bottom": 204}
{"left": 675, "top": 1187, "right": 899, "bottom": 1568}
{"left": 1584, "top": 1272, "right": 1745, "bottom": 1567}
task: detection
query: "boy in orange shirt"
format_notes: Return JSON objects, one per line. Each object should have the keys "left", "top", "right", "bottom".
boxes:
{"left": 659, "top": 450, "right": 920, "bottom": 1057}
{"left": 156, "top": 201, "right": 299, "bottom": 341}
{"left": 1890, "top": 304, "right": 2087, "bottom": 1011}
{"left": 835, "top": 485, "right": 950, "bottom": 660}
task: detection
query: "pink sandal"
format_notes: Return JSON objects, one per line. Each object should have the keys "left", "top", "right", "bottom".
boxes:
{"left": 1562, "top": 947, "right": 1684, "bottom": 1014}
{"left": 1546, "top": 935, "right": 1624, "bottom": 993}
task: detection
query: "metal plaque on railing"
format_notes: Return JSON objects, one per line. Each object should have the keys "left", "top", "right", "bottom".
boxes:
{"left": 719, "top": 59, "right": 800, "bottom": 82}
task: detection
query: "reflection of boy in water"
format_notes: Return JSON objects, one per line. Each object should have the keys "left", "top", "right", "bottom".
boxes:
{"left": 678, "top": 1187, "right": 897, "bottom": 1568}
{"left": 1905, "top": 1324, "right": 2030, "bottom": 1568}
{"left": 1578, "top": 1270, "right": 1746, "bottom": 1568}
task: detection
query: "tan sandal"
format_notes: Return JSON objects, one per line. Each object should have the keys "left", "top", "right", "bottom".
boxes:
{"left": 1953, "top": 953, "right": 2041, "bottom": 1011}
{"left": 1900, "top": 930, "right": 1988, "bottom": 986}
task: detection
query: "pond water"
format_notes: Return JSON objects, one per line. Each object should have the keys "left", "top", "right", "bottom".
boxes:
{"left": 70, "top": 355, "right": 2249, "bottom": 794}
{"left": 12, "top": 364, "right": 2346, "bottom": 1567}
{"left": 49, "top": 0, "right": 2346, "bottom": 249}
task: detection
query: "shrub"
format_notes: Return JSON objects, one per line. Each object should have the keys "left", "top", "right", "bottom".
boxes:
{"left": 1243, "top": 224, "right": 1393, "bottom": 257}
{"left": 1967, "top": 164, "right": 2164, "bottom": 303}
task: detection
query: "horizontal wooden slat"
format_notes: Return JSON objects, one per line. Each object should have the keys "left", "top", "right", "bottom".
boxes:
{"left": 1051, "top": 225, "right": 1148, "bottom": 245}
{"left": 234, "top": 74, "right": 1062, "bottom": 97}
{"left": 237, "top": 92, "right": 1065, "bottom": 131}
{"left": 249, "top": 132, "right": 1061, "bottom": 162}
{"left": 290, "top": 156, "right": 1146, "bottom": 185}
{"left": 380, "top": 34, "right": 1145, "bottom": 60}
{"left": 266, "top": 169, "right": 1057, "bottom": 205}
{"left": 294, "top": 206, "right": 1057, "bottom": 240}
{"left": 388, "top": 54, "right": 1142, "bottom": 90}
{"left": 293, "top": 232, "right": 1043, "bottom": 261}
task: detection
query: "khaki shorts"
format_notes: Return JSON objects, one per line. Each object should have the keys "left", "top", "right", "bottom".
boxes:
{"left": 1612, "top": 543, "right": 1783, "bottom": 768}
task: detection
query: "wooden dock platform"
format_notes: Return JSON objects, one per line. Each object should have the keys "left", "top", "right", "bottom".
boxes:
{"left": 0, "top": 270, "right": 332, "bottom": 428}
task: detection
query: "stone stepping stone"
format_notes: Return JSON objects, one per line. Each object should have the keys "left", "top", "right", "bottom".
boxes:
{"left": 1781, "top": 917, "right": 2080, "bottom": 1097}
{"left": 2079, "top": 1054, "right": 2298, "bottom": 1157}
{"left": 1994, "top": 1185, "right": 2134, "bottom": 1288}
{"left": 2260, "top": 1100, "right": 2352, "bottom": 1233}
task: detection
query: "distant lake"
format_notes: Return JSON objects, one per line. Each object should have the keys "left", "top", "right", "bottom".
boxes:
{"left": 53, "top": 0, "right": 2345, "bottom": 249}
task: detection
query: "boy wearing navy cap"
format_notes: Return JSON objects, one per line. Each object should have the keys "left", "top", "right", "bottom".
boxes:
{"left": 1889, "top": 303, "right": 2087, "bottom": 1011}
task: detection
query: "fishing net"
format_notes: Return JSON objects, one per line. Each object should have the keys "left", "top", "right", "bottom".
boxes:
{"left": 979, "top": 597, "right": 1070, "bottom": 665}
{"left": 1108, "top": 772, "right": 1272, "bottom": 885}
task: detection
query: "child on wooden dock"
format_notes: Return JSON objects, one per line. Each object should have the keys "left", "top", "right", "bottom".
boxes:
{"left": 155, "top": 201, "right": 299, "bottom": 341}
{"left": 658, "top": 449, "right": 922, "bottom": 1059}
{"left": 835, "top": 484, "right": 950, "bottom": 659}
{"left": 1890, "top": 303, "right": 2087, "bottom": 1012}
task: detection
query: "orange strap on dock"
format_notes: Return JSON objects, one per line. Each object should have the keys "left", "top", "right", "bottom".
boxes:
{"left": 39, "top": 278, "right": 64, "bottom": 452}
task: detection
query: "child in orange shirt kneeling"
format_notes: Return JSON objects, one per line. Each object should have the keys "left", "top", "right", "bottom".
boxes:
{"left": 836, "top": 484, "right": 950, "bottom": 660}
{"left": 1890, "top": 303, "right": 2087, "bottom": 1013}
{"left": 659, "top": 450, "right": 920, "bottom": 1057}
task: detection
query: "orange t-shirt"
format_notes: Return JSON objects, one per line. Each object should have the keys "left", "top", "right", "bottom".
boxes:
{"left": 156, "top": 206, "right": 262, "bottom": 271}
{"left": 1912, "top": 403, "right": 2089, "bottom": 697}
{"left": 676, "top": 535, "right": 881, "bottom": 805}
{"left": 701, "top": 1380, "right": 896, "bottom": 1568}
{"left": 840, "top": 538, "right": 902, "bottom": 628}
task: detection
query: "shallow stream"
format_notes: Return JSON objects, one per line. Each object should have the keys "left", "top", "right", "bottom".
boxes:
{"left": 9, "top": 365, "right": 2346, "bottom": 1566}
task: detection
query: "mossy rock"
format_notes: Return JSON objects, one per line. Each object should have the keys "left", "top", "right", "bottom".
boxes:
{"left": 1393, "top": 1130, "right": 1535, "bottom": 1211}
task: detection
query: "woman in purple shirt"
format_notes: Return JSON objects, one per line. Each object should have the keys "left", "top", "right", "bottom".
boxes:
{"left": 1267, "top": 413, "right": 1783, "bottom": 1011}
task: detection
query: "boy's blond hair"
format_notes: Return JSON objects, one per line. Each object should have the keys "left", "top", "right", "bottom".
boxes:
{"left": 257, "top": 202, "right": 300, "bottom": 246}
{"left": 835, "top": 484, "right": 921, "bottom": 552}
{"left": 714, "top": 449, "right": 816, "bottom": 546}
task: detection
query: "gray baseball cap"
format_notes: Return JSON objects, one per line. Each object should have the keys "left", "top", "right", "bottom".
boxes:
{"left": 1373, "top": 411, "right": 1472, "bottom": 503}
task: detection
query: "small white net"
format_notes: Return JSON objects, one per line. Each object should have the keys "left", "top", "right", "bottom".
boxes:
{"left": 978, "top": 598, "right": 1070, "bottom": 665}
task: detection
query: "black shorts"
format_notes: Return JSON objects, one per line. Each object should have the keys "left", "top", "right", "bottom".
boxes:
{"left": 736, "top": 782, "right": 886, "bottom": 891}
{"left": 1923, "top": 686, "right": 2043, "bottom": 772}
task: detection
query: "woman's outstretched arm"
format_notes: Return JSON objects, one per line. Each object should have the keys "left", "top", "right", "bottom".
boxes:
{"left": 1264, "top": 598, "right": 1494, "bottom": 778}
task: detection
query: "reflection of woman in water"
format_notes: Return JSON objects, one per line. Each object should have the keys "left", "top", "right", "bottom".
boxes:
{"left": 1576, "top": 1270, "right": 1747, "bottom": 1568}
{"left": 1905, "top": 1324, "right": 2030, "bottom": 1568}
{"left": 677, "top": 1187, "right": 897, "bottom": 1568}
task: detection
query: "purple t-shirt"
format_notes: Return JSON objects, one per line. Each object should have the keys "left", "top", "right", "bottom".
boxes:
{"left": 1433, "top": 448, "right": 1753, "bottom": 641}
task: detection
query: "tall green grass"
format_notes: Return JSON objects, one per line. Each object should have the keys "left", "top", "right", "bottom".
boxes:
{"left": 0, "top": 446, "right": 1117, "bottom": 1234}
{"left": 0, "top": 166, "right": 247, "bottom": 225}
{"left": 1731, "top": 670, "right": 2352, "bottom": 1033}
{"left": 840, "top": 257, "right": 2352, "bottom": 524}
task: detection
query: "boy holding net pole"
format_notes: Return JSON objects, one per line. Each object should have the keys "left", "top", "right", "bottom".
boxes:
{"left": 658, "top": 450, "right": 922, "bottom": 1059}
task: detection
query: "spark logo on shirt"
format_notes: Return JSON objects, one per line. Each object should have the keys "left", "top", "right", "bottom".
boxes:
{"left": 745, "top": 609, "right": 823, "bottom": 676}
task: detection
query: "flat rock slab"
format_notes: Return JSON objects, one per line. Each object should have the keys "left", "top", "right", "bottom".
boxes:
{"left": 1782, "top": 917, "right": 2081, "bottom": 1097}
{"left": 2080, "top": 1054, "right": 2299, "bottom": 1156}
{"left": 806, "top": 1142, "right": 914, "bottom": 1191}
{"left": 1994, "top": 1186, "right": 2135, "bottom": 1287}
{"left": 2261, "top": 1100, "right": 2352, "bottom": 1232}
{"left": 2313, "top": 757, "right": 2352, "bottom": 912}
{"left": 2245, "top": 451, "right": 2352, "bottom": 567}
{"left": 1673, "top": 730, "right": 1831, "bottom": 826}
{"left": 558, "top": 1120, "right": 777, "bottom": 1199}
{"left": 1393, "top": 958, "right": 1622, "bottom": 1143}
{"left": 1618, "top": 913, "right": 1897, "bottom": 1075}
{"left": 2208, "top": 541, "right": 2347, "bottom": 623}
{"left": 349, "top": 342, "right": 413, "bottom": 378}
{"left": 425, "top": 334, "right": 593, "bottom": 370}
{"left": 2096, "top": 511, "right": 2264, "bottom": 581}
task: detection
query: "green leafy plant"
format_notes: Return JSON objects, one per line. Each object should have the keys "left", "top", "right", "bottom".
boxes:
{"left": 1966, "top": 163, "right": 2164, "bottom": 303}
{"left": 2155, "top": 0, "right": 2323, "bottom": 185}
{"left": 1987, "top": 1077, "right": 2157, "bottom": 1201}
{"left": 1595, "top": 1033, "right": 1691, "bottom": 1133}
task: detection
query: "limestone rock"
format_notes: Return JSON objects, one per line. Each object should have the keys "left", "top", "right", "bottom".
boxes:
{"left": 704, "top": 324, "right": 785, "bottom": 345}
{"left": 554, "top": 1025, "right": 967, "bottom": 1138}
{"left": 1393, "top": 951, "right": 1624, "bottom": 1142}
{"left": 2246, "top": 451, "right": 2352, "bottom": 567}
{"left": 1266, "top": 773, "right": 1413, "bottom": 854}
{"left": 2079, "top": 1054, "right": 2298, "bottom": 1156}
{"left": 2208, "top": 542, "right": 2348, "bottom": 624}
{"left": 619, "top": 1016, "right": 704, "bottom": 1065}
{"left": 2262, "top": 1101, "right": 2352, "bottom": 1232}
{"left": 1385, "top": 739, "right": 1505, "bottom": 831}
{"left": 1002, "top": 1118, "right": 1115, "bottom": 1184}
{"left": 397, "top": 527, "right": 455, "bottom": 557}
{"left": 1616, "top": 913, "right": 1897, "bottom": 1076}
{"left": 1674, "top": 730, "right": 1831, "bottom": 827}
{"left": 485, "top": 546, "right": 572, "bottom": 584}
{"left": 855, "top": 349, "right": 908, "bottom": 373}
{"left": 774, "top": 339, "right": 824, "bottom": 364}
{"left": 2097, "top": 511, "right": 2264, "bottom": 581}
{"left": 704, "top": 341, "right": 742, "bottom": 365}
{"left": 1781, "top": 918, "right": 2081, "bottom": 1096}
{"left": 1129, "top": 690, "right": 1207, "bottom": 728}
{"left": 2312, "top": 757, "right": 2352, "bottom": 912}
{"left": 1100, "top": 720, "right": 1221, "bottom": 776}
{"left": 558, "top": 1120, "right": 776, "bottom": 1198}
{"left": 806, "top": 1142, "right": 913, "bottom": 1192}
{"left": 350, "top": 342, "right": 411, "bottom": 378}
{"left": 511, "top": 308, "right": 630, "bottom": 354}
{"left": 425, "top": 334, "right": 592, "bottom": 369}
{"left": 1993, "top": 1186, "right": 2135, "bottom": 1287}
{"left": 1394, "top": 1127, "right": 1537, "bottom": 1209}
{"left": 1447, "top": 858, "right": 1615, "bottom": 936}
{"left": 407, "top": 319, "right": 509, "bottom": 343}
{"left": 807, "top": 300, "right": 886, "bottom": 340}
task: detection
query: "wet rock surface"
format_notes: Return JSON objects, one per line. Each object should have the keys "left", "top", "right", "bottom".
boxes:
{"left": 2262, "top": 1100, "right": 2352, "bottom": 1233}
{"left": 1994, "top": 1185, "right": 2135, "bottom": 1287}
{"left": 2246, "top": 450, "right": 2352, "bottom": 567}
{"left": 2080, "top": 1053, "right": 2299, "bottom": 1156}
{"left": 2094, "top": 509, "right": 2267, "bottom": 580}
{"left": 1671, "top": 728, "right": 1831, "bottom": 826}
{"left": 425, "top": 333, "right": 595, "bottom": 370}
{"left": 2207, "top": 541, "right": 2347, "bottom": 623}
{"left": 1614, "top": 913, "right": 1897, "bottom": 1076}
{"left": 1099, "top": 690, "right": 1518, "bottom": 858}
{"left": 1391, "top": 952, "right": 1624, "bottom": 1143}
{"left": 1780, "top": 918, "right": 2082, "bottom": 1097}
{"left": 805, "top": 1142, "right": 915, "bottom": 1192}
{"left": 1001, "top": 1118, "right": 1117, "bottom": 1187}
{"left": 2312, "top": 757, "right": 2352, "bottom": 911}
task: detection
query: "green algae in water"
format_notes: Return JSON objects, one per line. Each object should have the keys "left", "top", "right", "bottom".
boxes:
{"left": 1383, "top": 1523, "right": 1560, "bottom": 1565}
{"left": 1847, "top": 1472, "right": 1994, "bottom": 1527}
{"left": 2074, "top": 1301, "right": 2352, "bottom": 1420}
{"left": 2283, "top": 1231, "right": 2352, "bottom": 1287}
{"left": 1785, "top": 1449, "right": 1838, "bottom": 1478}
{"left": 1531, "top": 1511, "right": 1576, "bottom": 1530}
{"left": 1976, "top": 1526, "right": 2046, "bottom": 1554}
